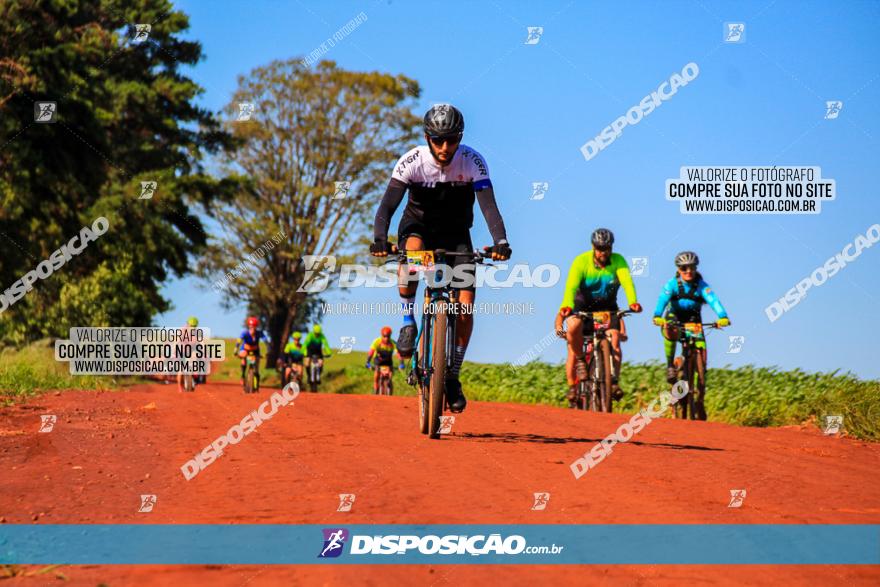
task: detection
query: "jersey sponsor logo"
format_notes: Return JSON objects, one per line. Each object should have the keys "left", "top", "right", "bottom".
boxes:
{"left": 462, "top": 148, "right": 488, "bottom": 177}
{"left": 396, "top": 149, "right": 421, "bottom": 177}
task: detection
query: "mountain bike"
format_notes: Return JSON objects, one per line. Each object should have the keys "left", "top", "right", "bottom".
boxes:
{"left": 242, "top": 350, "right": 259, "bottom": 394}
{"left": 660, "top": 317, "right": 724, "bottom": 420}
{"left": 307, "top": 355, "right": 323, "bottom": 392}
{"left": 375, "top": 363, "right": 393, "bottom": 396}
{"left": 277, "top": 357, "right": 297, "bottom": 390}
{"left": 399, "top": 248, "right": 493, "bottom": 439}
{"left": 570, "top": 310, "right": 633, "bottom": 413}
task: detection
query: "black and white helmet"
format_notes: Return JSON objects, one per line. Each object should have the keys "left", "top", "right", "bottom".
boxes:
{"left": 424, "top": 104, "right": 464, "bottom": 137}
{"left": 674, "top": 251, "right": 699, "bottom": 267}
{"left": 591, "top": 228, "right": 614, "bottom": 248}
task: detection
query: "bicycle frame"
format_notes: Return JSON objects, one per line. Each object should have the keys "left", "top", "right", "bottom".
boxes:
{"left": 412, "top": 270, "right": 457, "bottom": 394}
{"left": 574, "top": 310, "right": 632, "bottom": 412}
{"left": 663, "top": 318, "right": 720, "bottom": 420}
{"left": 396, "top": 247, "right": 490, "bottom": 438}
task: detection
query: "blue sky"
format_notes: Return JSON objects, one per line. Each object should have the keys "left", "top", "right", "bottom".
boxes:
{"left": 158, "top": 0, "right": 880, "bottom": 379}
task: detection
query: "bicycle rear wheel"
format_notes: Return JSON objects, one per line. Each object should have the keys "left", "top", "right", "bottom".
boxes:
{"left": 245, "top": 365, "right": 254, "bottom": 394}
{"left": 428, "top": 308, "right": 448, "bottom": 439}
{"left": 577, "top": 380, "right": 589, "bottom": 411}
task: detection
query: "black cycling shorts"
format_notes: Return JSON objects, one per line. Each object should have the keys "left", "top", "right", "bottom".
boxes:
{"left": 398, "top": 220, "right": 475, "bottom": 292}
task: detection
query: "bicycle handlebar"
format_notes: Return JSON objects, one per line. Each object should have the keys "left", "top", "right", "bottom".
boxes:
{"left": 386, "top": 247, "right": 495, "bottom": 264}
{"left": 575, "top": 309, "right": 635, "bottom": 320}
{"left": 659, "top": 317, "right": 724, "bottom": 329}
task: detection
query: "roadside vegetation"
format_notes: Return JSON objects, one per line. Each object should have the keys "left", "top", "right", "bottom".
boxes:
{"left": 3, "top": 341, "right": 876, "bottom": 440}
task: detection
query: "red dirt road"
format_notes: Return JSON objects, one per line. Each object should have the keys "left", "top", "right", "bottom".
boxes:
{"left": 1, "top": 382, "right": 879, "bottom": 585}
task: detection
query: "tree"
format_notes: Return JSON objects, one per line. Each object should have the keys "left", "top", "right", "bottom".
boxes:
{"left": 0, "top": 0, "right": 239, "bottom": 345}
{"left": 199, "top": 59, "right": 420, "bottom": 365}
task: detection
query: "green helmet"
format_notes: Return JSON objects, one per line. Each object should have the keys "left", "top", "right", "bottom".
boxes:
{"left": 187, "top": 316, "right": 199, "bottom": 327}
{"left": 312, "top": 324, "right": 322, "bottom": 334}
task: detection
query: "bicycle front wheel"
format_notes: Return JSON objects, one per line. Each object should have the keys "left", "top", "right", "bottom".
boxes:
{"left": 428, "top": 308, "right": 448, "bottom": 439}
{"left": 598, "top": 338, "right": 614, "bottom": 413}
{"left": 245, "top": 366, "right": 255, "bottom": 394}
{"left": 693, "top": 350, "right": 707, "bottom": 421}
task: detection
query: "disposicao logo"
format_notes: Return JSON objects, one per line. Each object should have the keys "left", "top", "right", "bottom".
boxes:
{"left": 318, "top": 528, "right": 349, "bottom": 558}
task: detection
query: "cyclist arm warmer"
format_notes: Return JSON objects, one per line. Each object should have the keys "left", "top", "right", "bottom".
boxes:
{"left": 700, "top": 280, "right": 728, "bottom": 319}
{"left": 475, "top": 184, "right": 508, "bottom": 244}
{"left": 654, "top": 279, "right": 675, "bottom": 317}
{"left": 560, "top": 254, "right": 586, "bottom": 310}
{"left": 373, "top": 178, "right": 408, "bottom": 242}
{"left": 613, "top": 256, "right": 637, "bottom": 306}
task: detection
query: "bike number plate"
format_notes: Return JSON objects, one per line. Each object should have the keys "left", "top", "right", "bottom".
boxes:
{"left": 684, "top": 323, "right": 703, "bottom": 334}
{"left": 406, "top": 250, "right": 434, "bottom": 272}
{"left": 592, "top": 311, "right": 611, "bottom": 326}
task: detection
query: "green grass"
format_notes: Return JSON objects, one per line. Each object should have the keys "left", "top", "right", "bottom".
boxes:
{"left": 2, "top": 340, "right": 878, "bottom": 440}
{"left": 0, "top": 339, "right": 124, "bottom": 404}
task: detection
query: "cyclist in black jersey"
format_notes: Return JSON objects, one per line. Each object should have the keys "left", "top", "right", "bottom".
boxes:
{"left": 370, "top": 104, "right": 512, "bottom": 413}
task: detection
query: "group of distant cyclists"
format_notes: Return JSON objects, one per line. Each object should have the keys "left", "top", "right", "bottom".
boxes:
{"left": 367, "top": 103, "right": 730, "bottom": 419}
{"left": 184, "top": 103, "right": 731, "bottom": 420}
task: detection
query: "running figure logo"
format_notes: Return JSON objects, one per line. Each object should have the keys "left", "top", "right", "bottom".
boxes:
{"left": 531, "top": 492, "right": 550, "bottom": 511}
{"left": 724, "top": 23, "right": 745, "bottom": 43}
{"left": 530, "top": 182, "right": 549, "bottom": 201}
{"left": 237, "top": 102, "right": 256, "bottom": 122}
{"left": 824, "top": 101, "right": 843, "bottom": 120}
{"left": 138, "top": 494, "right": 157, "bottom": 513}
{"left": 132, "top": 24, "right": 151, "bottom": 43}
{"left": 34, "top": 102, "right": 57, "bottom": 123}
{"left": 439, "top": 415, "right": 455, "bottom": 434}
{"left": 298, "top": 255, "right": 337, "bottom": 293}
{"left": 728, "top": 489, "right": 746, "bottom": 508}
{"left": 339, "top": 337, "right": 356, "bottom": 354}
{"left": 630, "top": 257, "right": 649, "bottom": 277}
{"left": 139, "top": 181, "right": 157, "bottom": 200}
{"left": 823, "top": 415, "right": 843, "bottom": 435}
{"left": 525, "top": 27, "right": 544, "bottom": 45}
{"left": 337, "top": 494, "right": 355, "bottom": 512}
{"left": 727, "top": 335, "right": 745, "bottom": 354}
{"left": 39, "top": 415, "right": 57, "bottom": 433}
{"left": 333, "top": 181, "right": 351, "bottom": 200}
{"left": 318, "top": 528, "right": 349, "bottom": 558}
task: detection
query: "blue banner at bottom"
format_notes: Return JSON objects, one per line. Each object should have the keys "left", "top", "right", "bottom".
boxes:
{"left": 1, "top": 525, "right": 877, "bottom": 564}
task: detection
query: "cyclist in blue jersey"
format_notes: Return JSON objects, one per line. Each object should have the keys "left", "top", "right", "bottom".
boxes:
{"left": 652, "top": 251, "right": 731, "bottom": 384}
{"left": 237, "top": 316, "right": 268, "bottom": 390}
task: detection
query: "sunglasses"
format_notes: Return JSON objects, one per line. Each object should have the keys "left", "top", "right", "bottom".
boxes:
{"left": 594, "top": 246, "right": 611, "bottom": 254}
{"left": 679, "top": 265, "right": 696, "bottom": 272}
{"left": 429, "top": 134, "right": 462, "bottom": 147}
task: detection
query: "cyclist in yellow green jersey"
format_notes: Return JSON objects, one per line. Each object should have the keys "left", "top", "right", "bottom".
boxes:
{"left": 554, "top": 229, "right": 642, "bottom": 407}
{"left": 176, "top": 316, "right": 201, "bottom": 392}
{"left": 365, "top": 326, "right": 405, "bottom": 393}
{"left": 280, "top": 331, "right": 305, "bottom": 384}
